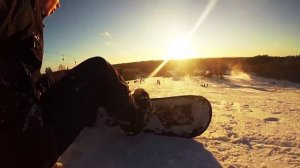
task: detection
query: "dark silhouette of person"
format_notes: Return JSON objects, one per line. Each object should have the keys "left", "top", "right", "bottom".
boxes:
{"left": 0, "top": 1, "right": 151, "bottom": 167}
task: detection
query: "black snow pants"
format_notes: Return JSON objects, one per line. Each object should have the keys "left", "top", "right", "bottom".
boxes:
{"left": 0, "top": 57, "right": 131, "bottom": 168}
{"left": 41, "top": 56, "right": 131, "bottom": 155}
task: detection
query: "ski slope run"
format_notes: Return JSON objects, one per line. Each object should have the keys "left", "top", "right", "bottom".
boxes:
{"left": 60, "top": 75, "right": 300, "bottom": 168}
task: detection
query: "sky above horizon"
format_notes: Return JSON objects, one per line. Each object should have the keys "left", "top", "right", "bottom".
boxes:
{"left": 42, "top": 0, "right": 300, "bottom": 71}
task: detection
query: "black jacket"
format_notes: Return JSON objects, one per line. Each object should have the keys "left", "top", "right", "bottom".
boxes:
{"left": 0, "top": 0, "right": 44, "bottom": 86}
{"left": 0, "top": 2, "right": 58, "bottom": 167}
{"left": 0, "top": 0, "right": 44, "bottom": 129}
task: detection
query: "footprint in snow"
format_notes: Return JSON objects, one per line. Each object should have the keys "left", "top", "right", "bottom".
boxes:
{"left": 263, "top": 117, "right": 280, "bottom": 123}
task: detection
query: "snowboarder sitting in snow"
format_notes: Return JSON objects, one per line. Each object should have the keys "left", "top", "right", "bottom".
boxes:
{"left": 0, "top": 0, "right": 151, "bottom": 167}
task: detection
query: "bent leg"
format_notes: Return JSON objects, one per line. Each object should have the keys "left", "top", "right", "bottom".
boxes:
{"left": 41, "top": 57, "right": 131, "bottom": 156}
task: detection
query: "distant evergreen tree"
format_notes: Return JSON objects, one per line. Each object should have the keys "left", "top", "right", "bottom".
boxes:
{"left": 45, "top": 67, "right": 53, "bottom": 74}
{"left": 58, "top": 64, "right": 66, "bottom": 71}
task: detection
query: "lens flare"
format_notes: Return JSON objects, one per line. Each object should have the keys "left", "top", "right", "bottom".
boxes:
{"left": 149, "top": 0, "right": 219, "bottom": 78}
{"left": 188, "top": 0, "right": 218, "bottom": 38}
{"left": 149, "top": 60, "right": 168, "bottom": 78}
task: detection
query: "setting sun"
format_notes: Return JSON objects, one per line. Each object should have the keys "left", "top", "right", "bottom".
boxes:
{"left": 164, "top": 37, "right": 196, "bottom": 60}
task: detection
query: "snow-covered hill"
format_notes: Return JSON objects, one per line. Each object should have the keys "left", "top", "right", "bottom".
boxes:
{"left": 60, "top": 75, "right": 300, "bottom": 168}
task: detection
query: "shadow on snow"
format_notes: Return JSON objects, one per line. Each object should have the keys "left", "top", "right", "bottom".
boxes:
{"left": 60, "top": 117, "right": 221, "bottom": 168}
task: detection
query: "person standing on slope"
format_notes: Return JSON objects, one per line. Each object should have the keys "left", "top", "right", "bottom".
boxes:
{"left": 0, "top": 0, "right": 151, "bottom": 167}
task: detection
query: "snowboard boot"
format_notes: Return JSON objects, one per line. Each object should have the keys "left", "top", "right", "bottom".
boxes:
{"left": 118, "top": 88, "right": 152, "bottom": 135}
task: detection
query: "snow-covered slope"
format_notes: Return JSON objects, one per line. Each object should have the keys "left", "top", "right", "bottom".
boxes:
{"left": 60, "top": 75, "right": 300, "bottom": 168}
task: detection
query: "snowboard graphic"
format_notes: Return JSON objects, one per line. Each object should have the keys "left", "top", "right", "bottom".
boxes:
{"left": 143, "top": 95, "right": 212, "bottom": 138}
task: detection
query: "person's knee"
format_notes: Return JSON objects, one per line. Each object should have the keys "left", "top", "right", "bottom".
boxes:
{"left": 86, "top": 56, "right": 107, "bottom": 65}
{"left": 82, "top": 56, "right": 110, "bottom": 70}
{"left": 88, "top": 56, "right": 107, "bottom": 62}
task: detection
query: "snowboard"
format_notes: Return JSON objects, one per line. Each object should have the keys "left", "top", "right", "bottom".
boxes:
{"left": 143, "top": 95, "right": 212, "bottom": 138}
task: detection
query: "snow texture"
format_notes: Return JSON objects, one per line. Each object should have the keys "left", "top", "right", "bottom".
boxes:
{"left": 60, "top": 75, "right": 300, "bottom": 168}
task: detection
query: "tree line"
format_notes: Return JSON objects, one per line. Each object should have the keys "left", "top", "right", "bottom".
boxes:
{"left": 42, "top": 55, "right": 300, "bottom": 83}
{"left": 114, "top": 55, "right": 300, "bottom": 83}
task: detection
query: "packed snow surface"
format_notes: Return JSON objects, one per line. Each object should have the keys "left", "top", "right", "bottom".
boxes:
{"left": 60, "top": 75, "right": 300, "bottom": 168}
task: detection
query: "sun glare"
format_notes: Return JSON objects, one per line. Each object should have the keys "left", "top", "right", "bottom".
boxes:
{"left": 150, "top": 0, "right": 218, "bottom": 77}
{"left": 164, "top": 38, "right": 196, "bottom": 60}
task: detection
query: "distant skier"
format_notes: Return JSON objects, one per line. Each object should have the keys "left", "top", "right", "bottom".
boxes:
{"left": 0, "top": 0, "right": 151, "bottom": 167}
{"left": 139, "top": 75, "right": 145, "bottom": 83}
